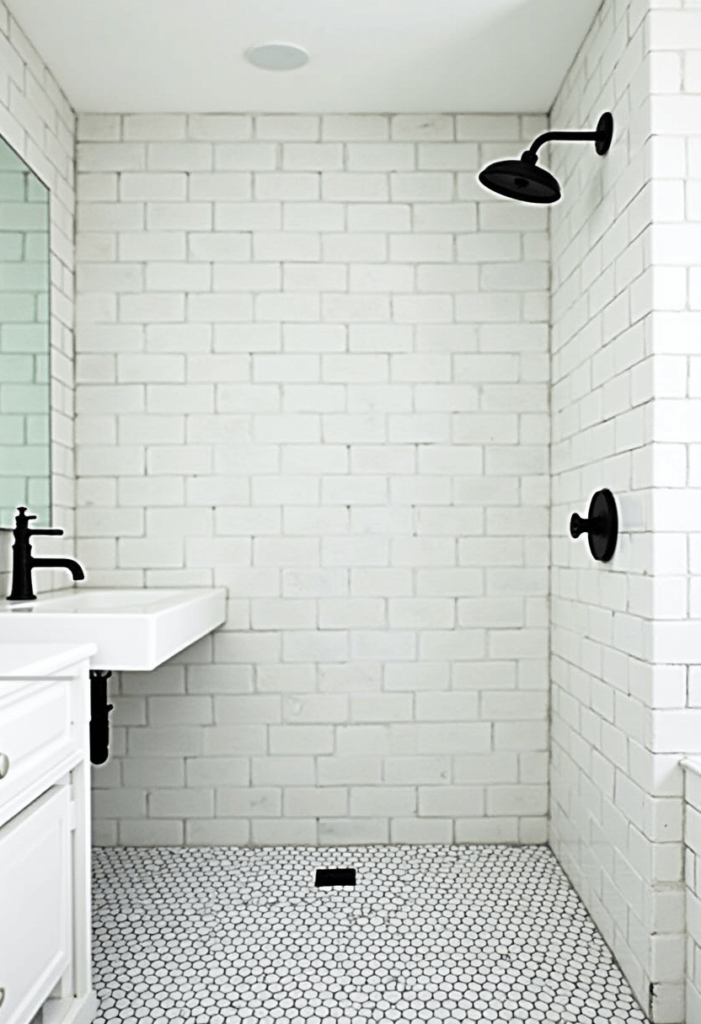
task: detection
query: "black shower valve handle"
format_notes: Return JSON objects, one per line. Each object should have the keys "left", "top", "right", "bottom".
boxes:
{"left": 569, "top": 512, "right": 587, "bottom": 539}
{"left": 569, "top": 489, "right": 618, "bottom": 563}
{"left": 569, "top": 512, "right": 605, "bottom": 539}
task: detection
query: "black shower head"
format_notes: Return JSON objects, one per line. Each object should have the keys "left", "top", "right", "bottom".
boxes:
{"left": 477, "top": 111, "right": 614, "bottom": 205}
{"left": 478, "top": 152, "right": 561, "bottom": 204}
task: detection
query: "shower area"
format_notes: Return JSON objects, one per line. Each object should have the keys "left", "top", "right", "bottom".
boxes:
{"left": 3, "top": 0, "right": 684, "bottom": 1021}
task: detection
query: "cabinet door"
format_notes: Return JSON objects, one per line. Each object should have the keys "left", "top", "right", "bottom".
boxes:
{"left": 0, "top": 785, "right": 72, "bottom": 1024}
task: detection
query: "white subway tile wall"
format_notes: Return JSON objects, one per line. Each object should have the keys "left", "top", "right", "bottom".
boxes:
{"left": 75, "top": 113, "right": 551, "bottom": 850}
{"left": 0, "top": 0, "right": 76, "bottom": 588}
{"left": 549, "top": 0, "right": 698, "bottom": 1021}
{"left": 549, "top": 0, "right": 654, "bottom": 1010}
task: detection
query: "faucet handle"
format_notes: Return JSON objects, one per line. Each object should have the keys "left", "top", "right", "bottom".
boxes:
{"left": 14, "top": 507, "right": 63, "bottom": 536}
{"left": 15, "top": 506, "right": 36, "bottom": 525}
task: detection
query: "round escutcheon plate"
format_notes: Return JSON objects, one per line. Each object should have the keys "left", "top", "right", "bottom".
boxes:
{"left": 595, "top": 112, "right": 614, "bottom": 156}
{"left": 587, "top": 488, "right": 618, "bottom": 562}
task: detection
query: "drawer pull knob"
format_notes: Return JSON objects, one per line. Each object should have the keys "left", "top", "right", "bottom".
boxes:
{"left": 0, "top": 754, "right": 8, "bottom": 779}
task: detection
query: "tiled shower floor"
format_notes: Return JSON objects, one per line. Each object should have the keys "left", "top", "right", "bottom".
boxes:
{"left": 92, "top": 845, "right": 648, "bottom": 1024}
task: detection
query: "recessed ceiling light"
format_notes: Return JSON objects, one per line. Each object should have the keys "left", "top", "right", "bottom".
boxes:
{"left": 246, "top": 42, "right": 309, "bottom": 72}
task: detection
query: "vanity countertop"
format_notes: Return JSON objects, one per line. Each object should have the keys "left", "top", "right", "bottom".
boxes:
{"left": 0, "top": 643, "right": 97, "bottom": 677}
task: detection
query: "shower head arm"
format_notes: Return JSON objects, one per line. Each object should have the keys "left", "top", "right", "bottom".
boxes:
{"left": 526, "top": 113, "right": 614, "bottom": 160}
{"left": 526, "top": 129, "right": 598, "bottom": 158}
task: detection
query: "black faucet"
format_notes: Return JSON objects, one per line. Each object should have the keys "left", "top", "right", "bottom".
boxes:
{"left": 6, "top": 506, "right": 85, "bottom": 601}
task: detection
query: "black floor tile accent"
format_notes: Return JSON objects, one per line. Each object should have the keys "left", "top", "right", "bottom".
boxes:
{"left": 315, "top": 868, "right": 356, "bottom": 887}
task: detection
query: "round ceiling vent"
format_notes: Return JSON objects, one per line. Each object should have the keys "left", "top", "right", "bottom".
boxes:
{"left": 246, "top": 42, "right": 309, "bottom": 71}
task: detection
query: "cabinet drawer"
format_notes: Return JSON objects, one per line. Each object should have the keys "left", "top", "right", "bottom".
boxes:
{"left": 0, "top": 678, "right": 74, "bottom": 819}
{"left": 0, "top": 785, "right": 72, "bottom": 1024}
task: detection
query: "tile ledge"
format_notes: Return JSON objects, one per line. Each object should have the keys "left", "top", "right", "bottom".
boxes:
{"left": 680, "top": 756, "right": 701, "bottom": 778}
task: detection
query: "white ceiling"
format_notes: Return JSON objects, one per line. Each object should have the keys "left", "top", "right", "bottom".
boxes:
{"left": 9, "top": 0, "right": 602, "bottom": 114}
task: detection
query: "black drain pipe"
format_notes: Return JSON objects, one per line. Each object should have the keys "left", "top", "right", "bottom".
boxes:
{"left": 90, "top": 670, "right": 113, "bottom": 764}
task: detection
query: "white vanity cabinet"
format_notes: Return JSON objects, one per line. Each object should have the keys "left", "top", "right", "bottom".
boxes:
{"left": 0, "top": 644, "right": 97, "bottom": 1024}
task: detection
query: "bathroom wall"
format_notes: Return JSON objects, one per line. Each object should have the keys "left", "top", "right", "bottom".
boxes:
{"left": 549, "top": 0, "right": 698, "bottom": 1020}
{"left": 74, "top": 112, "right": 551, "bottom": 848}
{"left": 0, "top": 0, "right": 76, "bottom": 593}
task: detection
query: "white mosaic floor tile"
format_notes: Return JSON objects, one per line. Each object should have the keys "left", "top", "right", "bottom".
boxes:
{"left": 92, "top": 844, "right": 649, "bottom": 1024}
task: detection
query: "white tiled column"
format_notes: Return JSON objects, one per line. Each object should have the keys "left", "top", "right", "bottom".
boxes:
{"left": 647, "top": 2, "right": 701, "bottom": 1021}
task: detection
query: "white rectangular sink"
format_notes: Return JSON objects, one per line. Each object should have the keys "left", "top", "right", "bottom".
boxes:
{"left": 0, "top": 588, "right": 227, "bottom": 671}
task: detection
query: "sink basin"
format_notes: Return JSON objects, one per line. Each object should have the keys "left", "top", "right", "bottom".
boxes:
{"left": 0, "top": 588, "right": 227, "bottom": 670}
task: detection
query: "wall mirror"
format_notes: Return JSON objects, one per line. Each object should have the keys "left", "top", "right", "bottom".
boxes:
{"left": 0, "top": 133, "right": 51, "bottom": 528}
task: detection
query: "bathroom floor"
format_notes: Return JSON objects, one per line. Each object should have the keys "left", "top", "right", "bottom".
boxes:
{"left": 91, "top": 844, "right": 648, "bottom": 1024}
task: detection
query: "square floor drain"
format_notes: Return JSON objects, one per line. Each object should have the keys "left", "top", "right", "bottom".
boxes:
{"left": 315, "top": 868, "right": 356, "bottom": 887}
